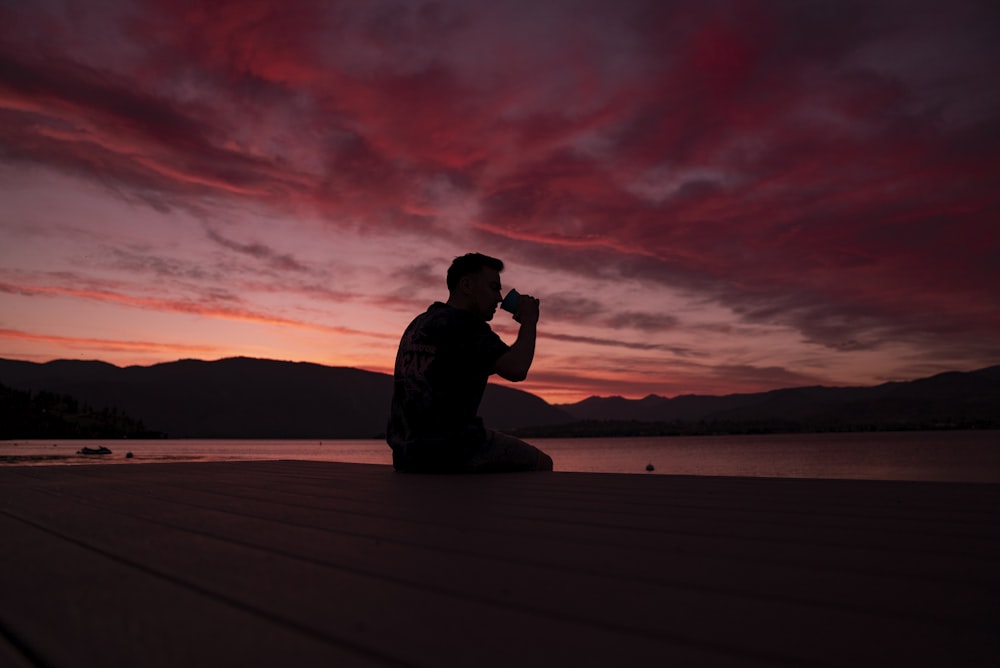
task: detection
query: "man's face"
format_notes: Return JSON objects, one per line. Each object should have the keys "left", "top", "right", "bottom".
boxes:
{"left": 468, "top": 267, "right": 503, "bottom": 321}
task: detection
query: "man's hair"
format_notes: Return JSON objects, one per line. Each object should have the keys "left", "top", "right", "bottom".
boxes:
{"left": 446, "top": 253, "right": 504, "bottom": 292}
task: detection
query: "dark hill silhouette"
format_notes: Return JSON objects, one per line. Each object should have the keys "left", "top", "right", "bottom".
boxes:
{"left": 555, "top": 366, "right": 1000, "bottom": 431}
{"left": 2, "top": 358, "right": 997, "bottom": 438}
{"left": 0, "top": 357, "right": 573, "bottom": 438}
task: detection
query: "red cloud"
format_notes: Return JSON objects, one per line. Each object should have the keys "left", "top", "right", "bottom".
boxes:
{"left": 0, "top": 328, "right": 220, "bottom": 357}
{"left": 0, "top": 277, "right": 392, "bottom": 340}
{"left": 2, "top": 0, "right": 998, "bottom": 391}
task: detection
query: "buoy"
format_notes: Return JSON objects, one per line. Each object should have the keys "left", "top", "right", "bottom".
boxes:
{"left": 646, "top": 463, "right": 655, "bottom": 472}
{"left": 126, "top": 452, "right": 134, "bottom": 459}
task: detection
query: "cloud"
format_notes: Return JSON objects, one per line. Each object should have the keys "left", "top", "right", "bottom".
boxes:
{"left": 203, "top": 226, "right": 311, "bottom": 273}
{"left": 0, "top": 54, "right": 312, "bottom": 215}
{"left": 542, "top": 331, "right": 695, "bottom": 355}
{"left": 0, "top": 327, "right": 220, "bottom": 357}
{"left": 1, "top": 0, "right": 998, "bottom": 396}
{"left": 100, "top": 247, "right": 218, "bottom": 282}
{"left": 0, "top": 273, "right": 391, "bottom": 340}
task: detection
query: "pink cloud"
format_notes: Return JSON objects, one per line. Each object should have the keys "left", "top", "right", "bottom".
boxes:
{"left": 0, "top": 327, "right": 220, "bottom": 357}
{"left": 0, "top": 275, "right": 391, "bottom": 340}
{"left": 2, "top": 0, "right": 998, "bottom": 397}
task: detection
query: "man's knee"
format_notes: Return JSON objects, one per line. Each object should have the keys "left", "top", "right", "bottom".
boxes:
{"left": 536, "top": 450, "right": 554, "bottom": 471}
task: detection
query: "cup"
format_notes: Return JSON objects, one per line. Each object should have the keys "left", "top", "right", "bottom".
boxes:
{"left": 500, "top": 288, "right": 520, "bottom": 314}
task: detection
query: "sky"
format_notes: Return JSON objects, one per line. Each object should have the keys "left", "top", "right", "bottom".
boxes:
{"left": 1, "top": 0, "right": 999, "bottom": 404}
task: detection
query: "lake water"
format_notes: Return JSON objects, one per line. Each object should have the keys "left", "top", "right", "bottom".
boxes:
{"left": 3, "top": 430, "right": 999, "bottom": 483}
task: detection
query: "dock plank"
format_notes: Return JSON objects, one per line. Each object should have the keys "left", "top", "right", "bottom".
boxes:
{"left": 0, "top": 635, "right": 34, "bottom": 668}
{"left": 11, "top": 468, "right": 994, "bottom": 624}
{"left": 0, "top": 514, "right": 389, "bottom": 667}
{"left": 2, "top": 461, "right": 998, "bottom": 667}
{"left": 1, "top": 483, "right": 770, "bottom": 666}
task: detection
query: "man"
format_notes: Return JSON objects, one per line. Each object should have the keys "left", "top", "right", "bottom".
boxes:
{"left": 387, "top": 253, "right": 553, "bottom": 473}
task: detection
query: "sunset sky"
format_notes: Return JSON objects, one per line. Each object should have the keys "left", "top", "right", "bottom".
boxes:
{"left": 2, "top": 0, "right": 998, "bottom": 403}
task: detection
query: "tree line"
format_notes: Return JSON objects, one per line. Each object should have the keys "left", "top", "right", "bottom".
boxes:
{"left": 0, "top": 382, "right": 166, "bottom": 439}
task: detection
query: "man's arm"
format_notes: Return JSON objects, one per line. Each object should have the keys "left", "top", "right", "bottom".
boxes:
{"left": 493, "top": 296, "right": 538, "bottom": 382}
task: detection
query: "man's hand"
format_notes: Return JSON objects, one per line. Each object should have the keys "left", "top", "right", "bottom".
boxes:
{"left": 514, "top": 295, "right": 540, "bottom": 325}
{"left": 496, "top": 295, "right": 539, "bottom": 382}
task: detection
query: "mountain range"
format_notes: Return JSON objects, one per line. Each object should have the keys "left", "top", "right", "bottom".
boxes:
{"left": 0, "top": 357, "right": 571, "bottom": 438}
{"left": 1, "top": 357, "right": 998, "bottom": 438}
{"left": 546, "top": 365, "right": 1000, "bottom": 436}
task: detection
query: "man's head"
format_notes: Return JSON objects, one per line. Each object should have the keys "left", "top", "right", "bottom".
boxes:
{"left": 446, "top": 253, "right": 504, "bottom": 320}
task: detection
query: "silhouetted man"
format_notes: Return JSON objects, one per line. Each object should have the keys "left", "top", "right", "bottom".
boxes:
{"left": 387, "top": 253, "right": 553, "bottom": 473}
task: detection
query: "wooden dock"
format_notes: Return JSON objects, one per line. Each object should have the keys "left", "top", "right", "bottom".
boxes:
{"left": 1, "top": 461, "right": 998, "bottom": 667}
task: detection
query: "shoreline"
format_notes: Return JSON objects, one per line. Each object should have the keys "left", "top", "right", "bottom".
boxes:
{"left": 4, "top": 430, "right": 1000, "bottom": 483}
